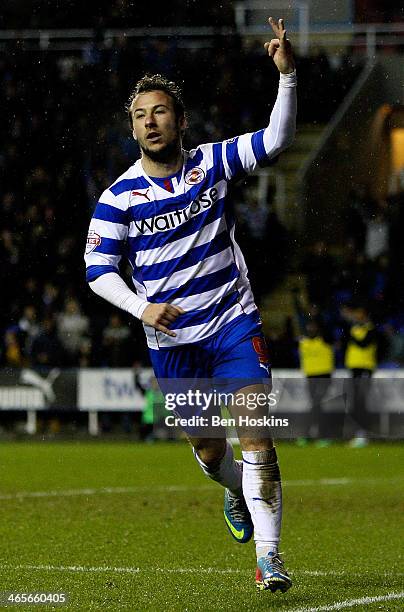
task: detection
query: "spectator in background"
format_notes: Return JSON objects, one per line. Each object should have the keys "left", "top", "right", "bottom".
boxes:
{"left": 18, "top": 305, "right": 39, "bottom": 358}
{"left": 30, "top": 315, "right": 64, "bottom": 367}
{"left": 76, "top": 334, "right": 94, "bottom": 367}
{"left": 42, "top": 283, "right": 61, "bottom": 313}
{"left": 293, "top": 292, "right": 335, "bottom": 443}
{"left": 3, "top": 327, "right": 25, "bottom": 367}
{"left": 2, "top": 229, "right": 22, "bottom": 281}
{"left": 344, "top": 306, "right": 378, "bottom": 447}
{"left": 57, "top": 298, "right": 89, "bottom": 365}
{"left": 298, "top": 319, "right": 335, "bottom": 445}
{"left": 364, "top": 208, "right": 389, "bottom": 261}
{"left": 102, "top": 313, "right": 131, "bottom": 367}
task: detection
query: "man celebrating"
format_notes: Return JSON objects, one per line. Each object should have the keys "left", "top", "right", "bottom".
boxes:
{"left": 85, "top": 17, "right": 296, "bottom": 592}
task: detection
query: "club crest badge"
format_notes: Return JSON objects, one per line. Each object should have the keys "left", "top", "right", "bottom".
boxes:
{"left": 184, "top": 167, "right": 205, "bottom": 185}
{"left": 86, "top": 230, "right": 101, "bottom": 254}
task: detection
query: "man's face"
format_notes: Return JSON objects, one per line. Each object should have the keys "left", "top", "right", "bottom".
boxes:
{"left": 131, "top": 90, "right": 184, "bottom": 163}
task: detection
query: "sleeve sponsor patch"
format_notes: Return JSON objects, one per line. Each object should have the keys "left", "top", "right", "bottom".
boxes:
{"left": 86, "top": 230, "right": 101, "bottom": 254}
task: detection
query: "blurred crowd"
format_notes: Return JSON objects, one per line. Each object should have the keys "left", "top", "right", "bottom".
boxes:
{"left": 2, "top": 29, "right": 402, "bottom": 371}
{"left": 267, "top": 188, "right": 404, "bottom": 369}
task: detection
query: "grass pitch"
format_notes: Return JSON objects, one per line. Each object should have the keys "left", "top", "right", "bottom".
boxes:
{"left": 0, "top": 441, "right": 403, "bottom": 611}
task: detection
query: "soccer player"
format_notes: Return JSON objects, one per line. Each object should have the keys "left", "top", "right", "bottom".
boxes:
{"left": 85, "top": 17, "right": 296, "bottom": 592}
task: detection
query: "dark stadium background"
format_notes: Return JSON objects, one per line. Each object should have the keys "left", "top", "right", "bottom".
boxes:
{"left": 0, "top": 4, "right": 403, "bottom": 612}
{"left": 0, "top": 0, "right": 403, "bottom": 435}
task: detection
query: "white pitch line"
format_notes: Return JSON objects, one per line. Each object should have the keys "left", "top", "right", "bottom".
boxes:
{"left": 0, "top": 563, "right": 246, "bottom": 576}
{"left": 0, "top": 564, "right": 402, "bottom": 579}
{"left": 0, "top": 477, "right": 402, "bottom": 501}
{"left": 289, "top": 591, "right": 404, "bottom": 611}
{"left": 0, "top": 485, "right": 212, "bottom": 501}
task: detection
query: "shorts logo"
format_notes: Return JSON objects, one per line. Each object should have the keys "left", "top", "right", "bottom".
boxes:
{"left": 184, "top": 167, "right": 205, "bottom": 185}
{"left": 252, "top": 336, "right": 270, "bottom": 374}
{"left": 86, "top": 230, "right": 101, "bottom": 254}
{"left": 252, "top": 336, "right": 269, "bottom": 362}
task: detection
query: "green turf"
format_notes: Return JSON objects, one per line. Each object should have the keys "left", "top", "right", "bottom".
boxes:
{"left": 0, "top": 441, "right": 403, "bottom": 611}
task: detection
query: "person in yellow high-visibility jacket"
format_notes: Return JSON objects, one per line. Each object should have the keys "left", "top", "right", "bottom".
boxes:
{"left": 298, "top": 319, "right": 335, "bottom": 441}
{"left": 344, "top": 306, "right": 377, "bottom": 446}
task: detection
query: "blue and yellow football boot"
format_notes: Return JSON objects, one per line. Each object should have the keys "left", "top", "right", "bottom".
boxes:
{"left": 223, "top": 483, "right": 253, "bottom": 544}
{"left": 255, "top": 552, "right": 292, "bottom": 592}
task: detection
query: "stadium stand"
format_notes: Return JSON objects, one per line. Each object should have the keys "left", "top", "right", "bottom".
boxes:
{"left": 0, "top": 5, "right": 403, "bottom": 379}
{"left": 1, "top": 32, "right": 371, "bottom": 369}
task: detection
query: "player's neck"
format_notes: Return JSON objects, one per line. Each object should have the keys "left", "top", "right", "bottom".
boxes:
{"left": 141, "top": 149, "right": 184, "bottom": 178}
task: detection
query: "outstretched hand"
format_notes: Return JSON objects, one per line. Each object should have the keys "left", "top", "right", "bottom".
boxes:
{"left": 264, "top": 17, "right": 295, "bottom": 74}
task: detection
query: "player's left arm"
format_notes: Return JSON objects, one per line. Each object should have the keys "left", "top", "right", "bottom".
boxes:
{"left": 222, "top": 17, "right": 296, "bottom": 179}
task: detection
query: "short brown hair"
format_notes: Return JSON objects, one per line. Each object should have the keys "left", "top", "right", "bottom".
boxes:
{"left": 126, "top": 74, "right": 185, "bottom": 129}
